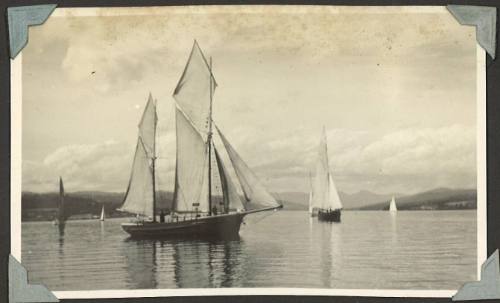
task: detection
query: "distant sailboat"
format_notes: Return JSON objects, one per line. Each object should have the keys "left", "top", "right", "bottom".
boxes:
{"left": 53, "top": 177, "right": 67, "bottom": 226}
{"left": 311, "top": 128, "right": 343, "bottom": 222}
{"left": 389, "top": 196, "right": 397, "bottom": 212}
{"left": 119, "top": 41, "right": 282, "bottom": 239}
{"left": 308, "top": 172, "right": 318, "bottom": 217}
{"left": 100, "top": 205, "right": 105, "bottom": 221}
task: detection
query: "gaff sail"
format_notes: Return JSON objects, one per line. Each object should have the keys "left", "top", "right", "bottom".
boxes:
{"left": 216, "top": 126, "right": 280, "bottom": 210}
{"left": 119, "top": 95, "right": 157, "bottom": 217}
{"left": 173, "top": 108, "right": 210, "bottom": 213}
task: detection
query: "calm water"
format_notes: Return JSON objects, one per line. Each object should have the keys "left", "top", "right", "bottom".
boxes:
{"left": 22, "top": 210, "right": 476, "bottom": 291}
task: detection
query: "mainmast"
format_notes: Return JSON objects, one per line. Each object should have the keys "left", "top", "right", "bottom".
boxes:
{"left": 323, "top": 126, "right": 331, "bottom": 209}
{"left": 207, "top": 57, "right": 214, "bottom": 216}
{"left": 152, "top": 99, "right": 158, "bottom": 222}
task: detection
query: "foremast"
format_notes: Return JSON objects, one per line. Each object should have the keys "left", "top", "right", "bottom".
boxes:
{"left": 207, "top": 57, "right": 214, "bottom": 216}
{"left": 151, "top": 98, "right": 158, "bottom": 222}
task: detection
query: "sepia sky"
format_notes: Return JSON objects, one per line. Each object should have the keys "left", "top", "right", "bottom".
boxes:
{"left": 22, "top": 6, "right": 477, "bottom": 195}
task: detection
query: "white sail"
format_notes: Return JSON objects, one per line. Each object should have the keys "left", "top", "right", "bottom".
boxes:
{"left": 214, "top": 146, "right": 246, "bottom": 212}
{"left": 172, "top": 42, "right": 215, "bottom": 213}
{"left": 119, "top": 141, "right": 155, "bottom": 217}
{"left": 100, "top": 205, "right": 105, "bottom": 221}
{"left": 173, "top": 108, "right": 210, "bottom": 213}
{"left": 119, "top": 95, "right": 157, "bottom": 217}
{"left": 173, "top": 41, "right": 216, "bottom": 140}
{"left": 311, "top": 129, "right": 329, "bottom": 210}
{"left": 389, "top": 196, "right": 397, "bottom": 212}
{"left": 308, "top": 191, "right": 313, "bottom": 214}
{"left": 311, "top": 128, "right": 343, "bottom": 211}
{"left": 216, "top": 127, "right": 280, "bottom": 210}
{"left": 328, "top": 174, "right": 343, "bottom": 210}
{"left": 139, "top": 94, "right": 157, "bottom": 157}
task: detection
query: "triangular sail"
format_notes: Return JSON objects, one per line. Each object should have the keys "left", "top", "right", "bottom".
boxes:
{"left": 214, "top": 146, "right": 246, "bottom": 212}
{"left": 58, "top": 177, "right": 67, "bottom": 223}
{"left": 311, "top": 129, "right": 329, "bottom": 210}
{"left": 173, "top": 41, "right": 216, "bottom": 140}
{"left": 216, "top": 127, "right": 280, "bottom": 210}
{"left": 328, "top": 174, "right": 343, "bottom": 210}
{"left": 100, "top": 205, "right": 105, "bottom": 221}
{"left": 389, "top": 196, "right": 397, "bottom": 212}
{"left": 308, "top": 172, "right": 314, "bottom": 214}
{"left": 311, "top": 128, "right": 343, "bottom": 211}
{"left": 119, "top": 95, "right": 157, "bottom": 217}
{"left": 172, "top": 41, "right": 214, "bottom": 213}
{"left": 308, "top": 191, "right": 313, "bottom": 214}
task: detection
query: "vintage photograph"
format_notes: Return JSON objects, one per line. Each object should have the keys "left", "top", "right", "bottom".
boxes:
{"left": 18, "top": 6, "right": 481, "bottom": 294}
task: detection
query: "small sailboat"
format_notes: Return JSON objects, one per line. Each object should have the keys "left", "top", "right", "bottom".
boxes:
{"left": 311, "top": 128, "right": 343, "bottom": 222}
{"left": 308, "top": 173, "right": 318, "bottom": 217}
{"left": 119, "top": 41, "right": 282, "bottom": 239}
{"left": 53, "top": 177, "right": 67, "bottom": 227}
{"left": 100, "top": 205, "right": 105, "bottom": 221}
{"left": 389, "top": 196, "right": 397, "bottom": 212}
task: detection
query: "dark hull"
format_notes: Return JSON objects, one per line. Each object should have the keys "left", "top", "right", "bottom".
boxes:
{"left": 318, "top": 209, "right": 341, "bottom": 222}
{"left": 121, "top": 212, "right": 245, "bottom": 239}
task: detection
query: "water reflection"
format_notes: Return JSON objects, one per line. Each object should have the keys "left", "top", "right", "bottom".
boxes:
{"left": 21, "top": 211, "right": 477, "bottom": 290}
{"left": 123, "top": 237, "right": 244, "bottom": 288}
{"left": 390, "top": 212, "right": 398, "bottom": 245}
{"left": 57, "top": 224, "right": 65, "bottom": 254}
{"left": 123, "top": 239, "right": 158, "bottom": 288}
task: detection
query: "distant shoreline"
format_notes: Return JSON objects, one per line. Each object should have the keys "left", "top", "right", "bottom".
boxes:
{"left": 21, "top": 187, "right": 476, "bottom": 221}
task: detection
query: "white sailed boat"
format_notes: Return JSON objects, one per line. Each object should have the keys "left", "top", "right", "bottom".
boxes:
{"left": 100, "top": 205, "right": 105, "bottom": 221}
{"left": 308, "top": 173, "right": 318, "bottom": 217}
{"left": 119, "top": 41, "right": 282, "bottom": 239}
{"left": 389, "top": 196, "right": 398, "bottom": 212}
{"left": 311, "top": 128, "right": 343, "bottom": 222}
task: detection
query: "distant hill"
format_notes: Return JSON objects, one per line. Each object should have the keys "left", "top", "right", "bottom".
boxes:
{"left": 357, "top": 188, "right": 476, "bottom": 210}
{"left": 22, "top": 187, "right": 476, "bottom": 221}
{"left": 21, "top": 191, "right": 175, "bottom": 221}
{"left": 274, "top": 188, "right": 476, "bottom": 211}
{"left": 273, "top": 190, "right": 400, "bottom": 210}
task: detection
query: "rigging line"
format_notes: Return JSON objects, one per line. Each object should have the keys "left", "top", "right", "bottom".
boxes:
{"left": 247, "top": 209, "right": 276, "bottom": 225}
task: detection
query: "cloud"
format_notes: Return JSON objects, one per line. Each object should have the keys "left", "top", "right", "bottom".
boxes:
{"left": 22, "top": 124, "right": 476, "bottom": 195}
{"left": 217, "top": 124, "right": 476, "bottom": 195}
{"left": 21, "top": 8, "right": 478, "bottom": 196}
{"left": 24, "top": 141, "right": 132, "bottom": 192}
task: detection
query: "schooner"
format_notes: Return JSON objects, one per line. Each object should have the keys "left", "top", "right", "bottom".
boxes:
{"left": 310, "top": 128, "right": 343, "bottom": 222}
{"left": 119, "top": 41, "right": 282, "bottom": 238}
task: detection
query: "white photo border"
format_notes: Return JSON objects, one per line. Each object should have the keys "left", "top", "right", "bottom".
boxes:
{"left": 9, "top": 5, "right": 487, "bottom": 299}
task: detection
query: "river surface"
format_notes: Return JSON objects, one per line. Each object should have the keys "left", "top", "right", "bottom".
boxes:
{"left": 21, "top": 210, "right": 477, "bottom": 291}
